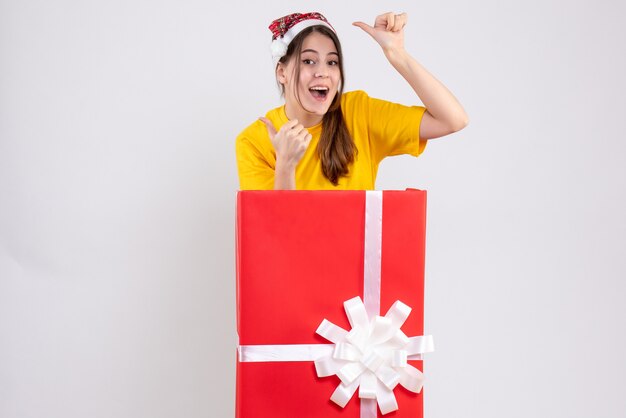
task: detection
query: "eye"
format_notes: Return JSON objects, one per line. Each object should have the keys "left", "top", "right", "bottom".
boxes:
{"left": 328, "top": 60, "right": 339, "bottom": 66}
{"left": 302, "top": 59, "right": 315, "bottom": 65}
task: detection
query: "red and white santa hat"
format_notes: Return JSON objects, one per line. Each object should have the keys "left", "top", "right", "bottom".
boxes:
{"left": 269, "top": 12, "right": 335, "bottom": 67}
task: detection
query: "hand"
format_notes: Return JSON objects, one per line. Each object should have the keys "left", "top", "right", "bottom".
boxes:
{"left": 259, "top": 117, "right": 312, "bottom": 168}
{"left": 353, "top": 12, "right": 407, "bottom": 53}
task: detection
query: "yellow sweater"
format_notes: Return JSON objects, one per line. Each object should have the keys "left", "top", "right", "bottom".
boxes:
{"left": 236, "top": 90, "right": 426, "bottom": 190}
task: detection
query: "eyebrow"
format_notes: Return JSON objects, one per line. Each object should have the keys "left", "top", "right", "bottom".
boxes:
{"left": 301, "top": 48, "right": 339, "bottom": 57}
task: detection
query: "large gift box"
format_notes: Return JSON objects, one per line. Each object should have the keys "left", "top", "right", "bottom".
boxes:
{"left": 236, "top": 190, "right": 433, "bottom": 418}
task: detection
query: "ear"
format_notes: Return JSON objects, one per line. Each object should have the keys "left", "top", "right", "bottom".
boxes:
{"left": 276, "top": 62, "right": 287, "bottom": 85}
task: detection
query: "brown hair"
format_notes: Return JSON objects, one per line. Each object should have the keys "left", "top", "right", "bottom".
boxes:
{"left": 277, "top": 26, "right": 356, "bottom": 186}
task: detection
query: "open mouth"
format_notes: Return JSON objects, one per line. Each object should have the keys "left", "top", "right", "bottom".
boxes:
{"left": 309, "top": 86, "right": 329, "bottom": 100}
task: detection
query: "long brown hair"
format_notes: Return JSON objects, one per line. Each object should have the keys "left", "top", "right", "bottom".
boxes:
{"left": 277, "top": 26, "right": 356, "bottom": 186}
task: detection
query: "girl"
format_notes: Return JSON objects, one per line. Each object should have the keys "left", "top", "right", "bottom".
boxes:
{"left": 236, "top": 11, "right": 468, "bottom": 190}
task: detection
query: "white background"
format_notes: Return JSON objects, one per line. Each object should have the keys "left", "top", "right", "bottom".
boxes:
{"left": 1, "top": 0, "right": 625, "bottom": 417}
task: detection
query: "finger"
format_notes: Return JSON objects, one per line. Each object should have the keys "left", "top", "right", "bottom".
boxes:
{"left": 372, "top": 12, "right": 390, "bottom": 29}
{"left": 290, "top": 123, "right": 306, "bottom": 138}
{"left": 297, "top": 133, "right": 313, "bottom": 156}
{"left": 281, "top": 118, "right": 300, "bottom": 131}
{"left": 297, "top": 128, "right": 311, "bottom": 140}
{"left": 383, "top": 12, "right": 395, "bottom": 31}
{"left": 276, "top": 119, "right": 301, "bottom": 143}
{"left": 258, "top": 117, "right": 277, "bottom": 139}
{"left": 352, "top": 21, "right": 375, "bottom": 37}
{"left": 293, "top": 127, "right": 311, "bottom": 145}
{"left": 392, "top": 13, "right": 407, "bottom": 32}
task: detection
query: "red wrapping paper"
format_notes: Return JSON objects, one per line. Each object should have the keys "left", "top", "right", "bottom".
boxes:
{"left": 236, "top": 190, "right": 427, "bottom": 418}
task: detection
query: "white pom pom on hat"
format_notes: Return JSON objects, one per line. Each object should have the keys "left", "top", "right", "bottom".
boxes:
{"left": 270, "top": 38, "right": 289, "bottom": 60}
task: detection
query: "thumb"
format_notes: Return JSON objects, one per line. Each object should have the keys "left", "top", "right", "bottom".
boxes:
{"left": 352, "top": 21, "right": 375, "bottom": 37}
{"left": 258, "top": 117, "right": 277, "bottom": 140}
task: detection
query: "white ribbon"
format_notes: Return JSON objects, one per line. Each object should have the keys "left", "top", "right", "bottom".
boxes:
{"left": 363, "top": 191, "right": 383, "bottom": 317}
{"left": 238, "top": 191, "right": 434, "bottom": 417}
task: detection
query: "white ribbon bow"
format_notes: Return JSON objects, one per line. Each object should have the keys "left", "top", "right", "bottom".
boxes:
{"left": 315, "top": 296, "right": 434, "bottom": 415}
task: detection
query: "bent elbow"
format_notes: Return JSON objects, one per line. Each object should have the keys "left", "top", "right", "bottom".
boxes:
{"left": 450, "top": 115, "right": 469, "bottom": 133}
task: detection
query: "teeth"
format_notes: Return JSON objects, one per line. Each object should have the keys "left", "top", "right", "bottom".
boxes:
{"left": 310, "top": 87, "right": 329, "bottom": 91}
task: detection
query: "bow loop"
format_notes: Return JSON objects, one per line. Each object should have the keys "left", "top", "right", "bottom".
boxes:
{"left": 333, "top": 342, "right": 361, "bottom": 361}
{"left": 384, "top": 300, "right": 412, "bottom": 328}
{"left": 368, "top": 316, "right": 396, "bottom": 346}
{"left": 344, "top": 296, "right": 370, "bottom": 329}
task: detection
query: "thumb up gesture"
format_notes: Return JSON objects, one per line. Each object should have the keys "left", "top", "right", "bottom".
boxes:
{"left": 259, "top": 117, "right": 313, "bottom": 168}
{"left": 353, "top": 12, "right": 407, "bottom": 53}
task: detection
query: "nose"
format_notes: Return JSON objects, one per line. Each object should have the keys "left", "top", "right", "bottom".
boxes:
{"left": 315, "top": 66, "right": 329, "bottom": 78}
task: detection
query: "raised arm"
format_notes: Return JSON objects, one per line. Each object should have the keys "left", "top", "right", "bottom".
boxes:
{"left": 353, "top": 12, "right": 469, "bottom": 140}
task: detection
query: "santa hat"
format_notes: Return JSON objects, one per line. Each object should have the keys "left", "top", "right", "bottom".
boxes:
{"left": 269, "top": 12, "right": 335, "bottom": 67}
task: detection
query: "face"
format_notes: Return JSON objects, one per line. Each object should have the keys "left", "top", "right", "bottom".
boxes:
{"left": 278, "top": 31, "right": 341, "bottom": 125}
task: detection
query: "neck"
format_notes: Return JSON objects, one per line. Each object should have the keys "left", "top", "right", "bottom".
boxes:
{"left": 284, "top": 103, "right": 323, "bottom": 128}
